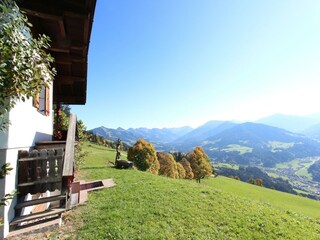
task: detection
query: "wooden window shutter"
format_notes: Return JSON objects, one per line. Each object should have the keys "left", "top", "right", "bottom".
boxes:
{"left": 33, "top": 93, "right": 40, "bottom": 109}
{"left": 45, "top": 86, "right": 50, "bottom": 116}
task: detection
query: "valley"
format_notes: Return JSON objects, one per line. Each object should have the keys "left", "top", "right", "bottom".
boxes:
{"left": 263, "top": 157, "right": 320, "bottom": 197}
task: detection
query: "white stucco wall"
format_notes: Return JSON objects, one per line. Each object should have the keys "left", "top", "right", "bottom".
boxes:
{"left": 0, "top": 89, "right": 53, "bottom": 238}
{"left": 3, "top": 98, "right": 53, "bottom": 149}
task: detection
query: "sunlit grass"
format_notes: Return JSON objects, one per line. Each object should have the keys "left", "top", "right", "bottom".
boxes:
{"left": 69, "top": 143, "right": 320, "bottom": 239}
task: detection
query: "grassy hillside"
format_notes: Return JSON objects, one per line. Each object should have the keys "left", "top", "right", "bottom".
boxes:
{"left": 58, "top": 143, "right": 320, "bottom": 239}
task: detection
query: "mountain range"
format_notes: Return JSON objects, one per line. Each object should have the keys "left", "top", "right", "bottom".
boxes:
{"left": 89, "top": 113, "right": 320, "bottom": 167}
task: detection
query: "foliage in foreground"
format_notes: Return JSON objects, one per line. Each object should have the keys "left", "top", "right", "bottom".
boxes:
{"left": 0, "top": 163, "right": 15, "bottom": 225}
{"left": 0, "top": 0, "right": 56, "bottom": 131}
{"left": 53, "top": 143, "right": 320, "bottom": 240}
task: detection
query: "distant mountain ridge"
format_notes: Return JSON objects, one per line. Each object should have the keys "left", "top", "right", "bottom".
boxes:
{"left": 256, "top": 113, "right": 320, "bottom": 133}
{"left": 201, "top": 122, "right": 320, "bottom": 167}
{"left": 171, "top": 121, "right": 237, "bottom": 152}
{"left": 89, "top": 114, "right": 320, "bottom": 166}
{"left": 89, "top": 125, "right": 193, "bottom": 150}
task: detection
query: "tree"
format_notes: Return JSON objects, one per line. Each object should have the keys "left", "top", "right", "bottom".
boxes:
{"left": 172, "top": 152, "right": 184, "bottom": 162}
{"left": 176, "top": 162, "right": 186, "bottom": 179}
{"left": 157, "top": 152, "right": 178, "bottom": 178}
{"left": 186, "top": 146, "right": 212, "bottom": 183}
{"left": 255, "top": 178, "right": 263, "bottom": 187}
{"left": 180, "top": 158, "right": 194, "bottom": 180}
{"left": 248, "top": 178, "right": 255, "bottom": 185}
{"left": 127, "top": 139, "right": 159, "bottom": 174}
{"left": 74, "top": 119, "right": 89, "bottom": 169}
{"left": 0, "top": 0, "right": 56, "bottom": 131}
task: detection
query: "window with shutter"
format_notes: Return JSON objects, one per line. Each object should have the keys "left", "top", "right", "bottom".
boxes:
{"left": 33, "top": 86, "right": 50, "bottom": 116}
{"left": 33, "top": 93, "right": 40, "bottom": 109}
{"left": 45, "top": 86, "right": 50, "bottom": 116}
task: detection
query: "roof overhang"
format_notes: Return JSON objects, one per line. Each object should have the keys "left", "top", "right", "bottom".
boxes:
{"left": 18, "top": 0, "right": 97, "bottom": 105}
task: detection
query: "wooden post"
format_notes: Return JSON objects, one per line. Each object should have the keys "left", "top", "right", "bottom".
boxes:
{"left": 62, "top": 114, "right": 76, "bottom": 177}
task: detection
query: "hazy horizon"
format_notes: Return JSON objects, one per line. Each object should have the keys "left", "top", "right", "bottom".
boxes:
{"left": 90, "top": 112, "right": 320, "bottom": 130}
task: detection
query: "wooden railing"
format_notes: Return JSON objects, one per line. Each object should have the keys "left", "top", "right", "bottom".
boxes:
{"left": 17, "top": 114, "right": 77, "bottom": 195}
{"left": 17, "top": 149, "right": 64, "bottom": 195}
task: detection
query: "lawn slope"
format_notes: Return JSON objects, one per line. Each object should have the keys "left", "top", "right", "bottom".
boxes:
{"left": 74, "top": 143, "right": 320, "bottom": 239}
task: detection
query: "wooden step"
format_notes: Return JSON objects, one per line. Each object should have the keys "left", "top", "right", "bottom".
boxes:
{"left": 10, "top": 208, "right": 65, "bottom": 226}
{"left": 15, "top": 195, "right": 66, "bottom": 210}
{"left": 7, "top": 217, "right": 61, "bottom": 238}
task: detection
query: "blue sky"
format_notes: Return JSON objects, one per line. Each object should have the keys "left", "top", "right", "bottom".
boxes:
{"left": 72, "top": 0, "right": 320, "bottom": 129}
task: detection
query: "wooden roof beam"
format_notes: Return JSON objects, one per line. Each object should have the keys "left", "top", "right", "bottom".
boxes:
{"left": 54, "top": 54, "right": 85, "bottom": 64}
{"left": 58, "top": 19, "right": 67, "bottom": 39}
{"left": 53, "top": 96, "right": 86, "bottom": 104}
{"left": 20, "top": 0, "right": 89, "bottom": 19}
{"left": 56, "top": 76, "right": 86, "bottom": 84}
{"left": 20, "top": 8, "right": 63, "bottom": 22}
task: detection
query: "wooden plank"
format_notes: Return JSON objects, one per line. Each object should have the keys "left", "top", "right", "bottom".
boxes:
{"left": 48, "top": 150, "right": 56, "bottom": 178}
{"left": 19, "top": 157, "right": 49, "bottom": 162}
{"left": 17, "top": 177, "right": 62, "bottom": 187}
{"left": 63, "top": 114, "right": 76, "bottom": 176}
{"left": 10, "top": 208, "right": 65, "bottom": 226}
{"left": 40, "top": 149, "right": 48, "bottom": 178}
{"left": 15, "top": 195, "right": 65, "bottom": 209}
{"left": 29, "top": 150, "right": 38, "bottom": 182}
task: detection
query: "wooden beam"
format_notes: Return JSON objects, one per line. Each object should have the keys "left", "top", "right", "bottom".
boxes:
{"left": 83, "top": 18, "right": 90, "bottom": 45}
{"left": 58, "top": 19, "right": 67, "bottom": 39}
{"left": 50, "top": 43, "right": 86, "bottom": 53}
{"left": 21, "top": 8, "right": 63, "bottom": 21}
{"left": 53, "top": 96, "right": 86, "bottom": 104}
{"left": 64, "top": 11, "right": 89, "bottom": 19}
{"left": 50, "top": 45, "right": 70, "bottom": 53}
{"left": 20, "top": 0, "right": 89, "bottom": 20}
{"left": 54, "top": 54, "right": 85, "bottom": 64}
{"left": 56, "top": 76, "right": 86, "bottom": 84}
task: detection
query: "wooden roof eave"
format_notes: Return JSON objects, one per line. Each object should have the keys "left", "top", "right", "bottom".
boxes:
{"left": 18, "top": 0, "right": 97, "bottom": 105}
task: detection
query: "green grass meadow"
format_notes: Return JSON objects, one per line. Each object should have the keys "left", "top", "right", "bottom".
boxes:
{"left": 63, "top": 143, "right": 320, "bottom": 239}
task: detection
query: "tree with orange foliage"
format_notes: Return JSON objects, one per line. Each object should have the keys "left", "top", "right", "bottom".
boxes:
{"left": 157, "top": 152, "right": 178, "bottom": 178}
{"left": 186, "top": 146, "right": 212, "bottom": 183}
{"left": 180, "top": 158, "right": 194, "bottom": 180}
{"left": 176, "top": 162, "right": 186, "bottom": 179}
{"left": 127, "top": 139, "right": 159, "bottom": 174}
